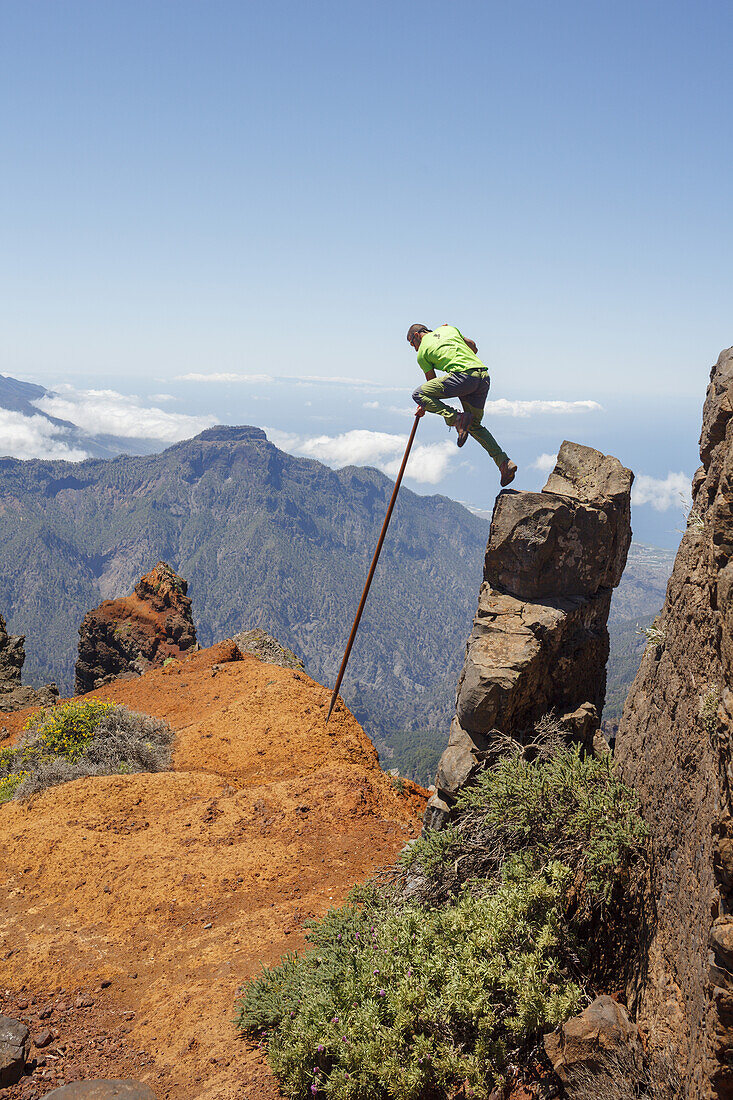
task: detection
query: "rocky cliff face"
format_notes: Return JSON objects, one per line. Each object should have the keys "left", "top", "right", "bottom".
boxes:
{"left": 426, "top": 440, "right": 633, "bottom": 827}
{"left": 616, "top": 347, "right": 733, "bottom": 1099}
{"left": 75, "top": 562, "right": 197, "bottom": 693}
{"left": 0, "top": 614, "right": 58, "bottom": 715}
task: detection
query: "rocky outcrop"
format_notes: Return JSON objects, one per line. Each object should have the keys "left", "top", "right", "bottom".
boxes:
{"left": 233, "top": 628, "right": 305, "bottom": 671}
{"left": 615, "top": 348, "right": 733, "bottom": 1099}
{"left": 426, "top": 441, "right": 633, "bottom": 827}
{"left": 0, "top": 615, "right": 24, "bottom": 687}
{"left": 75, "top": 562, "right": 197, "bottom": 694}
{"left": 0, "top": 614, "right": 58, "bottom": 714}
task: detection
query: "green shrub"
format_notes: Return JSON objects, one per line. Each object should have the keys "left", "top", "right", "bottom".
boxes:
{"left": 24, "top": 699, "right": 116, "bottom": 760}
{"left": 637, "top": 622, "right": 666, "bottom": 647}
{"left": 0, "top": 699, "right": 174, "bottom": 801}
{"left": 236, "top": 745, "right": 647, "bottom": 1099}
{"left": 0, "top": 767, "right": 26, "bottom": 803}
{"left": 238, "top": 857, "right": 582, "bottom": 1099}
{"left": 395, "top": 745, "right": 646, "bottom": 909}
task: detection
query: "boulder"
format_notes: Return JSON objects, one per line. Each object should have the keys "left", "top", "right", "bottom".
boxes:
{"left": 485, "top": 455, "right": 631, "bottom": 601}
{"left": 0, "top": 1013, "right": 30, "bottom": 1087}
{"left": 543, "top": 995, "right": 642, "bottom": 1083}
{"left": 423, "top": 790, "right": 452, "bottom": 831}
{"left": 428, "top": 441, "right": 632, "bottom": 814}
{"left": 615, "top": 348, "right": 733, "bottom": 1096}
{"left": 44, "top": 1082, "right": 156, "bottom": 1100}
{"left": 75, "top": 562, "right": 197, "bottom": 693}
{"left": 0, "top": 682, "right": 60, "bottom": 714}
{"left": 561, "top": 703, "right": 600, "bottom": 752}
{"left": 233, "top": 628, "right": 305, "bottom": 671}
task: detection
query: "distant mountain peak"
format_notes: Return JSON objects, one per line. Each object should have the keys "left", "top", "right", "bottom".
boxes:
{"left": 195, "top": 425, "right": 268, "bottom": 443}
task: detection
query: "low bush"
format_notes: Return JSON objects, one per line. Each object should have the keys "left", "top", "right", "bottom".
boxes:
{"left": 393, "top": 745, "right": 646, "bottom": 910}
{"left": 0, "top": 699, "right": 174, "bottom": 802}
{"left": 236, "top": 744, "right": 647, "bottom": 1099}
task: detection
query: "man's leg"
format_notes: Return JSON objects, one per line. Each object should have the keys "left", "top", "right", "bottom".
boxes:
{"left": 413, "top": 374, "right": 512, "bottom": 471}
{"left": 461, "top": 401, "right": 509, "bottom": 468}
{"left": 456, "top": 377, "right": 509, "bottom": 469}
{"left": 412, "top": 376, "right": 461, "bottom": 425}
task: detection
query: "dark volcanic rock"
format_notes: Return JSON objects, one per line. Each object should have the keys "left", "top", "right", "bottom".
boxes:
{"left": 75, "top": 562, "right": 197, "bottom": 693}
{"left": 0, "top": 1013, "right": 30, "bottom": 1087}
{"left": 485, "top": 443, "right": 631, "bottom": 599}
{"left": 0, "top": 614, "right": 24, "bottom": 686}
{"left": 44, "top": 1082, "right": 157, "bottom": 1099}
{"left": 426, "top": 440, "right": 632, "bottom": 824}
{"left": 615, "top": 347, "right": 733, "bottom": 1098}
{"left": 0, "top": 613, "right": 58, "bottom": 713}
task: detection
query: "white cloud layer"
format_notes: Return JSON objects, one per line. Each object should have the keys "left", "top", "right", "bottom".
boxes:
{"left": 267, "top": 428, "right": 456, "bottom": 484}
{"left": 462, "top": 503, "right": 493, "bottom": 521}
{"left": 485, "top": 399, "right": 602, "bottom": 417}
{"left": 0, "top": 409, "right": 90, "bottom": 461}
{"left": 34, "top": 386, "right": 215, "bottom": 442}
{"left": 363, "top": 400, "right": 414, "bottom": 416}
{"left": 174, "top": 371, "right": 404, "bottom": 394}
{"left": 532, "top": 452, "right": 559, "bottom": 471}
{"left": 299, "top": 374, "right": 391, "bottom": 388}
{"left": 632, "top": 472, "right": 692, "bottom": 511}
{"left": 175, "top": 372, "right": 273, "bottom": 384}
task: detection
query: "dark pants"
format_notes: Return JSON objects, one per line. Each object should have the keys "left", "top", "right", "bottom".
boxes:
{"left": 412, "top": 372, "right": 508, "bottom": 467}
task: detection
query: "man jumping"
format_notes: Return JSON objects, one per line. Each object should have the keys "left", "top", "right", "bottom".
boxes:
{"left": 407, "top": 322, "right": 517, "bottom": 487}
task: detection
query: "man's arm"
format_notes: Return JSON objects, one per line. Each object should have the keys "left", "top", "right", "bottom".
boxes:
{"left": 416, "top": 340, "right": 436, "bottom": 380}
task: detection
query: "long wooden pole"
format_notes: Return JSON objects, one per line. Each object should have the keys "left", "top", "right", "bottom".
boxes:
{"left": 325, "top": 410, "right": 423, "bottom": 723}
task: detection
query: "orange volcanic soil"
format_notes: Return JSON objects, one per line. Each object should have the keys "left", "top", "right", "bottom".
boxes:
{"left": 0, "top": 642, "right": 426, "bottom": 1099}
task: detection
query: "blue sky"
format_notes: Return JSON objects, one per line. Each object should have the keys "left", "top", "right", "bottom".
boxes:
{"left": 2, "top": 0, "right": 731, "bottom": 546}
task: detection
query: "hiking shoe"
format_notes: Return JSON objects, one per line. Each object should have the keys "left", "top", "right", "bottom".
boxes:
{"left": 455, "top": 411, "right": 473, "bottom": 448}
{"left": 500, "top": 459, "right": 517, "bottom": 487}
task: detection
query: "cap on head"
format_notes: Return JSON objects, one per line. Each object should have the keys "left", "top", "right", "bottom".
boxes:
{"left": 406, "top": 323, "right": 429, "bottom": 343}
